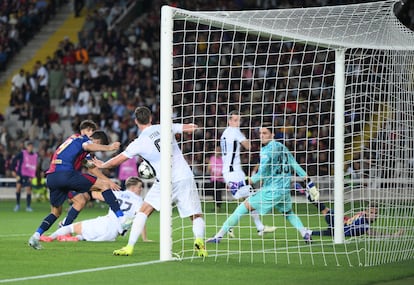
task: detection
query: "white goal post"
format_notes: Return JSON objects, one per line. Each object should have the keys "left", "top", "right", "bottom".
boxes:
{"left": 160, "top": 0, "right": 414, "bottom": 265}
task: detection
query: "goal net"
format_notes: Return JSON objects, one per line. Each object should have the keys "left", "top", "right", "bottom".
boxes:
{"left": 159, "top": 0, "right": 414, "bottom": 266}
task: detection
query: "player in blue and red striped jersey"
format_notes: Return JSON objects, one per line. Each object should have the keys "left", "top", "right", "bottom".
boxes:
{"left": 310, "top": 202, "right": 402, "bottom": 237}
{"left": 28, "top": 120, "right": 129, "bottom": 250}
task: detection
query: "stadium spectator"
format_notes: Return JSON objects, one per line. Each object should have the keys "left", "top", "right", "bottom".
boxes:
{"left": 74, "top": 44, "right": 89, "bottom": 64}
{"left": 1, "top": 0, "right": 413, "bottom": 187}
{"left": 206, "top": 145, "right": 225, "bottom": 212}
{"left": 35, "top": 60, "right": 48, "bottom": 95}
{"left": 74, "top": 0, "right": 85, "bottom": 17}
{"left": 11, "top": 69, "right": 27, "bottom": 93}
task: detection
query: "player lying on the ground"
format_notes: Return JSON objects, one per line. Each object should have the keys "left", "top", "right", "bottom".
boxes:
{"left": 40, "top": 176, "right": 150, "bottom": 242}
{"left": 295, "top": 183, "right": 404, "bottom": 238}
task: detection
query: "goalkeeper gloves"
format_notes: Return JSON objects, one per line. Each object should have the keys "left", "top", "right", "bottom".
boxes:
{"left": 306, "top": 179, "right": 320, "bottom": 202}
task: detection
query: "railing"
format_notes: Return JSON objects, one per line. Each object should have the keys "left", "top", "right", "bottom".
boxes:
{"left": 2, "top": 176, "right": 412, "bottom": 201}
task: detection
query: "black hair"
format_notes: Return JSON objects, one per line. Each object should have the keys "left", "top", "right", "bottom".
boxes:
{"left": 90, "top": 130, "right": 109, "bottom": 145}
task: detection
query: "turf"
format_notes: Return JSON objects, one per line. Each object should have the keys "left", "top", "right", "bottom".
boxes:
{"left": 1, "top": 199, "right": 413, "bottom": 285}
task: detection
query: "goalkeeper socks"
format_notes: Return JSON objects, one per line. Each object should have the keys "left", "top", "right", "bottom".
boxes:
{"left": 251, "top": 210, "right": 264, "bottom": 231}
{"left": 64, "top": 207, "right": 80, "bottom": 226}
{"left": 219, "top": 203, "right": 248, "bottom": 237}
{"left": 37, "top": 213, "right": 58, "bottom": 234}
{"left": 128, "top": 212, "right": 147, "bottom": 246}
{"left": 192, "top": 217, "right": 205, "bottom": 238}
{"left": 285, "top": 210, "right": 305, "bottom": 233}
{"left": 102, "top": 189, "right": 124, "bottom": 217}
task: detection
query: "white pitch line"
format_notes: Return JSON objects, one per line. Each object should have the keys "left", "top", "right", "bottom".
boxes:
{"left": 0, "top": 259, "right": 167, "bottom": 283}
{"left": 0, "top": 236, "right": 335, "bottom": 283}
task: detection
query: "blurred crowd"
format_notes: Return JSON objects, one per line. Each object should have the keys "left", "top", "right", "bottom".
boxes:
{"left": 0, "top": 0, "right": 59, "bottom": 71}
{"left": 0, "top": 0, "right": 413, "bottom": 182}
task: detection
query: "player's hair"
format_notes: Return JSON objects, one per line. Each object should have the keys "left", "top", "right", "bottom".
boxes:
{"left": 79, "top": 120, "right": 98, "bottom": 132}
{"left": 134, "top": 106, "right": 152, "bottom": 125}
{"left": 261, "top": 122, "right": 274, "bottom": 134}
{"left": 229, "top": 110, "right": 240, "bottom": 118}
{"left": 125, "top": 176, "right": 143, "bottom": 188}
{"left": 90, "top": 130, "right": 109, "bottom": 145}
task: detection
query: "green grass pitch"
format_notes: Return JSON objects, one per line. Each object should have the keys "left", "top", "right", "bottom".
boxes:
{"left": 1, "top": 199, "right": 413, "bottom": 285}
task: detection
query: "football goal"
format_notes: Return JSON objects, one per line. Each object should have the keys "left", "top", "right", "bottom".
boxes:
{"left": 159, "top": 0, "right": 414, "bottom": 266}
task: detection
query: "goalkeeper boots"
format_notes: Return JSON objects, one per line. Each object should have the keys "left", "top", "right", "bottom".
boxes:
{"left": 303, "top": 230, "right": 313, "bottom": 244}
{"left": 113, "top": 245, "right": 134, "bottom": 256}
{"left": 206, "top": 236, "right": 222, "bottom": 243}
{"left": 194, "top": 238, "right": 208, "bottom": 257}
{"left": 258, "top": 225, "right": 277, "bottom": 236}
{"left": 28, "top": 235, "right": 42, "bottom": 250}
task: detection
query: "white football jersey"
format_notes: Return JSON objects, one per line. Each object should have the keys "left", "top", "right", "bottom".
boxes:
{"left": 122, "top": 124, "right": 194, "bottom": 182}
{"left": 80, "top": 190, "right": 143, "bottom": 241}
{"left": 107, "top": 190, "right": 143, "bottom": 220}
{"left": 220, "top": 127, "right": 247, "bottom": 174}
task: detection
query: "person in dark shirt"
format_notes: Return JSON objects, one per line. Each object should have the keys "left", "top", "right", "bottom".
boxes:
{"left": 295, "top": 183, "right": 403, "bottom": 238}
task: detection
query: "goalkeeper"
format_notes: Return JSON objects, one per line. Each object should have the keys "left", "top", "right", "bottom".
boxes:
{"left": 207, "top": 122, "right": 318, "bottom": 244}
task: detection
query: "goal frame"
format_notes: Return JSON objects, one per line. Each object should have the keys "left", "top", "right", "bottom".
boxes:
{"left": 159, "top": 1, "right": 414, "bottom": 262}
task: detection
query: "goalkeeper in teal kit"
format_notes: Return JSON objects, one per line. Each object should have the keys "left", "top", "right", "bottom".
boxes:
{"left": 207, "top": 123, "right": 319, "bottom": 243}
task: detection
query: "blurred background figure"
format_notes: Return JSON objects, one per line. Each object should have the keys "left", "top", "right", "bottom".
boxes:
{"left": 11, "top": 140, "right": 38, "bottom": 212}
{"left": 207, "top": 145, "right": 225, "bottom": 212}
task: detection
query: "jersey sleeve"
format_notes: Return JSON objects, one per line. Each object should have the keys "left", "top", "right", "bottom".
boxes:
{"left": 285, "top": 145, "right": 307, "bottom": 177}
{"left": 11, "top": 152, "right": 23, "bottom": 171}
{"left": 122, "top": 139, "right": 141, "bottom": 159}
{"left": 235, "top": 129, "right": 247, "bottom": 143}
{"left": 172, "top": 123, "right": 183, "bottom": 134}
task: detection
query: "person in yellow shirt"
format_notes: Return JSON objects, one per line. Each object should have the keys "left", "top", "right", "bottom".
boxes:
{"left": 31, "top": 168, "right": 48, "bottom": 202}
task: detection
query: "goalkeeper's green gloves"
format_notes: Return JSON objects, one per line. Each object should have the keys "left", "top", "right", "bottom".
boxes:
{"left": 306, "top": 178, "right": 320, "bottom": 202}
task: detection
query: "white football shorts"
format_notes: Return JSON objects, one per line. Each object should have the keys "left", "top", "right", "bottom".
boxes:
{"left": 144, "top": 178, "right": 202, "bottom": 218}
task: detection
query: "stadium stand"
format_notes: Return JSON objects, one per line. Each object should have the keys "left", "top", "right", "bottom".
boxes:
{"left": 0, "top": 0, "right": 412, "bottom": 185}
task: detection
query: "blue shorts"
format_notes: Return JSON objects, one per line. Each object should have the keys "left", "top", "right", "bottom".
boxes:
{"left": 247, "top": 187, "right": 292, "bottom": 215}
{"left": 16, "top": 175, "right": 32, "bottom": 187}
{"left": 325, "top": 210, "right": 335, "bottom": 228}
{"left": 46, "top": 171, "right": 97, "bottom": 207}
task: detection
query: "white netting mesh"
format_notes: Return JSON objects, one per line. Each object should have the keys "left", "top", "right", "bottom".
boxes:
{"left": 172, "top": 0, "right": 414, "bottom": 49}
{"left": 161, "top": 1, "right": 414, "bottom": 266}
